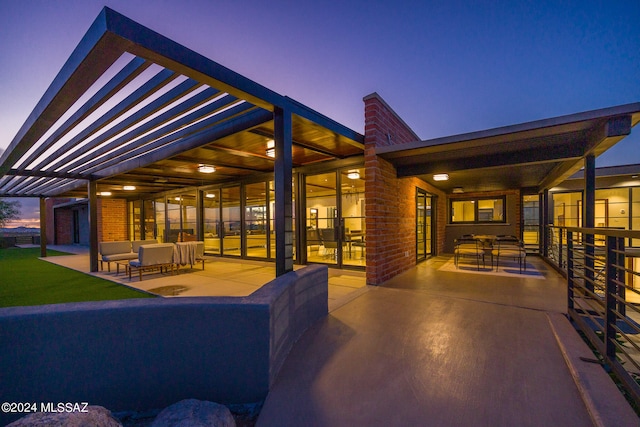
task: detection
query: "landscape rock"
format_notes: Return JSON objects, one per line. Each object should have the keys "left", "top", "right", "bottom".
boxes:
{"left": 7, "top": 405, "right": 122, "bottom": 427}
{"left": 150, "top": 399, "right": 235, "bottom": 427}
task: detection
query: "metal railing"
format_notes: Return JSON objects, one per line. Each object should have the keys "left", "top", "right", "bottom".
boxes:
{"left": 546, "top": 225, "right": 640, "bottom": 406}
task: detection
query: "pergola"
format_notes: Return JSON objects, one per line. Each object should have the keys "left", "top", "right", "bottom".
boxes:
{"left": 0, "top": 7, "right": 364, "bottom": 274}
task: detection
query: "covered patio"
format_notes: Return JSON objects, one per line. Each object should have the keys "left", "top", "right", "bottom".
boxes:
{"left": 39, "top": 245, "right": 367, "bottom": 311}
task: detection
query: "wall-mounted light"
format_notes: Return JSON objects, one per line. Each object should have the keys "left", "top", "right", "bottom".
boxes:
{"left": 433, "top": 173, "right": 449, "bottom": 181}
{"left": 205, "top": 193, "right": 216, "bottom": 198}
{"left": 174, "top": 196, "right": 182, "bottom": 201}
{"left": 123, "top": 185, "right": 136, "bottom": 191}
{"left": 98, "top": 191, "right": 112, "bottom": 196}
{"left": 347, "top": 170, "right": 360, "bottom": 180}
{"left": 266, "top": 139, "right": 276, "bottom": 158}
{"left": 198, "top": 164, "right": 216, "bottom": 173}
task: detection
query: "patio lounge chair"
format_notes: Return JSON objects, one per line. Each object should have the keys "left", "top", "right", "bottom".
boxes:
{"left": 129, "top": 243, "right": 176, "bottom": 281}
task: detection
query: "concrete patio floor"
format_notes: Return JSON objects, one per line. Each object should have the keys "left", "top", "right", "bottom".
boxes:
{"left": 257, "top": 255, "right": 639, "bottom": 426}
{"left": 40, "top": 245, "right": 367, "bottom": 312}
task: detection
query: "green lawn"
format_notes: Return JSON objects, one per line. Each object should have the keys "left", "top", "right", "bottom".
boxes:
{"left": 0, "top": 247, "right": 154, "bottom": 307}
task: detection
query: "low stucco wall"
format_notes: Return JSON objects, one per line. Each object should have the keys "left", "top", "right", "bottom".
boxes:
{"left": 0, "top": 264, "right": 328, "bottom": 425}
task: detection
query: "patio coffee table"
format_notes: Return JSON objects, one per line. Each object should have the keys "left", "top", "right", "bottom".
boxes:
{"left": 115, "top": 260, "right": 131, "bottom": 276}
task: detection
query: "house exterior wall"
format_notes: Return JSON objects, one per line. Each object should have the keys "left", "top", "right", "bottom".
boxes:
{"left": 363, "top": 93, "right": 446, "bottom": 285}
{"left": 54, "top": 208, "right": 73, "bottom": 245}
{"left": 97, "top": 198, "right": 128, "bottom": 242}
{"left": 444, "top": 189, "right": 522, "bottom": 252}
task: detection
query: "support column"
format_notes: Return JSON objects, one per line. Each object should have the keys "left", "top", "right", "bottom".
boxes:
{"left": 542, "top": 189, "right": 549, "bottom": 258}
{"left": 88, "top": 181, "right": 99, "bottom": 272}
{"left": 584, "top": 154, "right": 596, "bottom": 291}
{"left": 39, "top": 197, "right": 47, "bottom": 258}
{"left": 274, "top": 106, "right": 293, "bottom": 276}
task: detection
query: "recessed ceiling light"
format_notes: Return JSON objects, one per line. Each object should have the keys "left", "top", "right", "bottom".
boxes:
{"left": 198, "top": 164, "right": 216, "bottom": 173}
{"left": 433, "top": 173, "right": 449, "bottom": 181}
{"left": 347, "top": 170, "right": 360, "bottom": 179}
{"left": 123, "top": 185, "right": 136, "bottom": 191}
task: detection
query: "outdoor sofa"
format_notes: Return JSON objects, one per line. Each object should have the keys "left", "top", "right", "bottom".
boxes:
{"left": 128, "top": 243, "right": 176, "bottom": 281}
{"left": 99, "top": 239, "right": 157, "bottom": 272}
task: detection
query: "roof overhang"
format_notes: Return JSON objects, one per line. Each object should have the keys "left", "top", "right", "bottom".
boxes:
{"left": 0, "top": 7, "right": 363, "bottom": 198}
{"left": 377, "top": 104, "right": 640, "bottom": 194}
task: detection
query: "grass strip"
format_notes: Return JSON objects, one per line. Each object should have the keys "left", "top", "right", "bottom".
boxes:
{"left": 0, "top": 247, "right": 154, "bottom": 307}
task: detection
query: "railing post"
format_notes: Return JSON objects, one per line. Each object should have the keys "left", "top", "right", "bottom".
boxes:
{"left": 605, "top": 235, "right": 618, "bottom": 361}
{"left": 567, "top": 231, "right": 574, "bottom": 311}
{"left": 617, "top": 237, "right": 626, "bottom": 318}
{"left": 558, "top": 228, "right": 564, "bottom": 270}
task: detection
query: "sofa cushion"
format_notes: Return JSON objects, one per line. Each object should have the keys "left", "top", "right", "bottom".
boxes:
{"left": 102, "top": 253, "right": 138, "bottom": 262}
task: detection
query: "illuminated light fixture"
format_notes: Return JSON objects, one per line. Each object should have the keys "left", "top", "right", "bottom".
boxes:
{"left": 198, "top": 164, "right": 216, "bottom": 173}
{"left": 174, "top": 196, "right": 182, "bottom": 201}
{"left": 205, "top": 193, "right": 216, "bottom": 198}
{"left": 266, "top": 139, "right": 275, "bottom": 158}
{"left": 452, "top": 187, "right": 464, "bottom": 194}
{"left": 347, "top": 170, "right": 360, "bottom": 180}
{"left": 633, "top": 175, "right": 639, "bottom": 179}
{"left": 433, "top": 173, "right": 449, "bottom": 181}
{"left": 98, "top": 191, "right": 112, "bottom": 196}
{"left": 123, "top": 185, "right": 136, "bottom": 191}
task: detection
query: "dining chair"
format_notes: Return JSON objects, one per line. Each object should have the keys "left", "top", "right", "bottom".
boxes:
{"left": 492, "top": 237, "right": 526, "bottom": 273}
{"left": 320, "top": 228, "right": 339, "bottom": 259}
{"left": 454, "top": 237, "right": 485, "bottom": 270}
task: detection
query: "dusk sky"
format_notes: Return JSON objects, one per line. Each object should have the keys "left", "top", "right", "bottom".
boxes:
{"left": 1, "top": 0, "right": 639, "bottom": 226}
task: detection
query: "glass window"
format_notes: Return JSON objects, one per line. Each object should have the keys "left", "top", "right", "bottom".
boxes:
{"left": 221, "top": 186, "right": 241, "bottom": 256}
{"left": 203, "top": 190, "right": 220, "bottom": 254}
{"left": 245, "top": 182, "right": 268, "bottom": 259}
{"left": 341, "top": 168, "right": 365, "bottom": 267}
{"left": 154, "top": 198, "right": 166, "bottom": 243}
{"left": 633, "top": 188, "right": 640, "bottom": 247}
{"left": 522, "top": 195, "right": 539, "bottom": 248}
{"left": 552, "top": 192, "right": 581, "bottom": 227}
{"left": 450, "top": 197, "right": 505, "bottom": 223}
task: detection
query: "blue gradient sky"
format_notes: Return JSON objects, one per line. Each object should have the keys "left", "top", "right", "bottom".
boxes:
{"left": 1, "top": 0, "right": 639, "bottom": 225}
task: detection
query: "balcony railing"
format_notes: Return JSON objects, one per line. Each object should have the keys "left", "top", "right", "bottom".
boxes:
{"left": 546, "top": 225, "right": 640, "bottom": 407}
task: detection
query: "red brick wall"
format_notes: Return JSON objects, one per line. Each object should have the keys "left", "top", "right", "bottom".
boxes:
{"left": 363, "top": 93, "right": 447, "bottom": 285}
{"left": 98, "top": 198, "right": 128, "bottom": 242}
{"left": 46, "top": 198, "right": 73, "bottom": 245}
{"left": 55, "top": 209, "right": 73, "bottom": 245}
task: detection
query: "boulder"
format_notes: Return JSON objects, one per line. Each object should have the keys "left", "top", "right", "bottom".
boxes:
{"left": 151, "top": 399, "right": 235, "bottom": 427}
{"left": 7, "top": 405, "right": 122, "bottom": 427}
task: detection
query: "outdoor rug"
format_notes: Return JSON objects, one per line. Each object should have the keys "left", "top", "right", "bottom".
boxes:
{"left": 438, "top": 258, "right": 545, "bottom": 279}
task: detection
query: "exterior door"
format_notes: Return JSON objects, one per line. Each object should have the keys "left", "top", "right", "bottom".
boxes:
{"left": 417, "top": 189, "right": 433, "bottom": 261}
{"left": 305, "top": 172, "right": 338, "bottom": 266}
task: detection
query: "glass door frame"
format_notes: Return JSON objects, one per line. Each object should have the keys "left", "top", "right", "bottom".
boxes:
{"left": 416, "top": 188, "right": 434, "bottom": 262}
{"left": 301, "top": 164, "right": 365, "bottom": 269}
